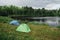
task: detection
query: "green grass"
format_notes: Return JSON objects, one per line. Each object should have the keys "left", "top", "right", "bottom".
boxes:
{"left": 0, "top": 16, "right": 13, "bottom": 23}
{"left": 0, "top": 23, "right": 60, "bottom": 40}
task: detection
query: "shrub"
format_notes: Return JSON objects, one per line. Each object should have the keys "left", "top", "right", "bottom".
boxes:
{"left": 57, "top": 26, "right": 60, "bottom": 30}
{"left": 0, "top": 16, "right": 13, "bottom": 23}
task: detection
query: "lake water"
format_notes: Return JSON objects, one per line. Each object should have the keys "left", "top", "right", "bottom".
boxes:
{"left": 32, "top": 17, "right": 60, "bottom": 27}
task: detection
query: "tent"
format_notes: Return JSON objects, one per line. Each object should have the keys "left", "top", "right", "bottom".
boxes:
{"left": 16, "top": 23, "right": 31, "bottom": 33}
{"left": 10, "top": 20, "right": 20, "bottom": 26}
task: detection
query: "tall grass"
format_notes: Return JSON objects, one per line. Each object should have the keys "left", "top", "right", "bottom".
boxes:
{"left": 0, "top": 16, "right": 13, "bottom": 23}
{"left": 0, "top": 23, "right": 60, "bottom": 40}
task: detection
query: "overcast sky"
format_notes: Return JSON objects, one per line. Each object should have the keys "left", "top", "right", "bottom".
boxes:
{"left": 0, "top": 0, "right": 60, "bottom": 9}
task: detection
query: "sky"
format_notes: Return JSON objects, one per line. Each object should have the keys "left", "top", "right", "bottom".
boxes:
{"left": 0, "top": 0, "right": 60, "bottom": 9}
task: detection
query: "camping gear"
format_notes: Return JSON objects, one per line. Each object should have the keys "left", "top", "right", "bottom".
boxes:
{"left": 10, "top": 20, "right": 20, "bottom": 26}
{"left": 16, "top": 23, "right": 31, "bottom": 33}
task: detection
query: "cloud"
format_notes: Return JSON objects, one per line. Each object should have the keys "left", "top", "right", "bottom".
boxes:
{"left": 0, "top": 0, "right": 21, "bottom": 6}
{"left": 45, "top": 3, "right": 60, "bottom": 10}
{"left": 0, "top": 0, "right": 60, "bottom": 8}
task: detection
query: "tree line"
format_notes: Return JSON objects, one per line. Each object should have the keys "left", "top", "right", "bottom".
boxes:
{"left": 0, "top": 5, "right": 60, "bottom": 17}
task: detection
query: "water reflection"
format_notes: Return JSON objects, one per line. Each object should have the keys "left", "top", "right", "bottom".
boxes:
{"left": 45, "top": 20, "right": 58, "bottom": 26}
{"left": 40, "top": 17, "right": 60, "bottom": 26}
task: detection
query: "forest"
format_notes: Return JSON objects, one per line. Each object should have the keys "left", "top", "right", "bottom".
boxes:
{"left": 0, "top": 5, "right": 60, "bottom": 17}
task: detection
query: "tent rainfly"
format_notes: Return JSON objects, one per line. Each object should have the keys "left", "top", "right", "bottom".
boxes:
{"left": 16, "top": 23, "right": 31, "bottom": 33}
{"left": 10, "top": 20, "right": 20, "bottom": 26}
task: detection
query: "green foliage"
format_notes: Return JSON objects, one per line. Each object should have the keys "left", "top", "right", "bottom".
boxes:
{"left": 0, "top": 5, "right": 60, "bottom": 17}
{"left": 57, "top": 26, "right": 60, "bottom": 28}
{"left": 0, "top": 16, "right": 13, "bottom": 23}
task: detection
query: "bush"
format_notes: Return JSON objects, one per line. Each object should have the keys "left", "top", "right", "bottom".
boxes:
{"left": 57, "top": 26, "right": 60, "bottom": 29}
{"left": 0, "top": 16, "right": 13, "bottom": 23}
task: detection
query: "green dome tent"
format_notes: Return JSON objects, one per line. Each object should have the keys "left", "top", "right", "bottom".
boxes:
{"left": 16, "top": 23, "right": 31, "bottom": 33}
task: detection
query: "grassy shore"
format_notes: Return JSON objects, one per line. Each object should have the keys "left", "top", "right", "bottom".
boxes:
{"left": 0, "top": 23, "right": 60, "bottom": 40}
